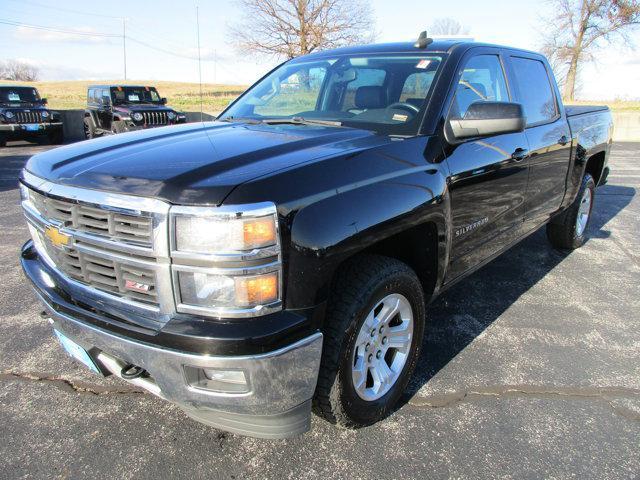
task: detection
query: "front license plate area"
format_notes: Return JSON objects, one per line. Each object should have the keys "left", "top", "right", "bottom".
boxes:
{"left": 54, "top": 330, "right": 100, "bottom": 374}
{"left": 24, "top": 124, "right": 40, "bottom": 131}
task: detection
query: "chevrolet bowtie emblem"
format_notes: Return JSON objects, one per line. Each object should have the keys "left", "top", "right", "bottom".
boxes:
{"left": 44, "top": 226, "right": 70, "bottom": 248}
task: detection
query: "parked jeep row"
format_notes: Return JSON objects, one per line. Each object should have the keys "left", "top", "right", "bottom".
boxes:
{"left": 1, "top": 84, "right": 188, "bottom": 146}
{"left": 0, "top": 85, "right": 64, "bottom": 147}
{"left": 84, "top": 85, "right": 186, "bottom": 138}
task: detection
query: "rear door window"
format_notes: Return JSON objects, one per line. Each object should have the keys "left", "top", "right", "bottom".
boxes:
{"left": 510, "top": 57, "right": 558, "bottom": 125}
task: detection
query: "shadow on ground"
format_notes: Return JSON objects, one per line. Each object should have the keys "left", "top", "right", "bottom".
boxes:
{"left": 402, "top": 184, "right": 636, "bottom": 401}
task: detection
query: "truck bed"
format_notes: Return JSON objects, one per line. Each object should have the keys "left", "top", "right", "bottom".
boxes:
{"left": 565, "top": 105, "right": 609, "bottom": 117}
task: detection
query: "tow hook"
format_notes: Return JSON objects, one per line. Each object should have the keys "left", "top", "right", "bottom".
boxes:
{"left": 120, "top": 364, "right": 147, "bottom": 380}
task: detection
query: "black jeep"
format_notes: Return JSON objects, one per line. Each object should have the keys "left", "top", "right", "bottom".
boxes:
{"left": 84, "top": 85, "right": 186, "bottom": 138}
{"left": 0, "top": 85, "right": 64, "bottom": 147}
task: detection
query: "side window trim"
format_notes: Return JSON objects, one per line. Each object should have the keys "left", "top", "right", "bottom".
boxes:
{"left": 507, "top": 54, "right": 561, "bottom": 129}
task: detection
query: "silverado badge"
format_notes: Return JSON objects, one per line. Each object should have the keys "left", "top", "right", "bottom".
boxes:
{"left": 44, "top": 226, "right": 70, "bottom": 248}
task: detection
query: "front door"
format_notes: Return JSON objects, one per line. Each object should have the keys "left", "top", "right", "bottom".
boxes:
{"left": 444, "top": 53, "right": 530, "bottom": 281}
{"left": 98, "top": 88, "right": 112, "bottom": 131}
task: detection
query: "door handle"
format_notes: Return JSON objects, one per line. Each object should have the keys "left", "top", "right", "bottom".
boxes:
{"left": 511, "top": 148, "right": 529, "bottom": 162}
{"left": 558, "top": 135, "right": 569, "bottom": 146}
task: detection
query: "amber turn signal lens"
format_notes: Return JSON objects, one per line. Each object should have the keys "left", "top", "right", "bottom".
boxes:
{"left": 243, "top": 218, "right": 276, "bottom": 249}
{"left": 235, "top": 272, "right": 279, "bottom": 306}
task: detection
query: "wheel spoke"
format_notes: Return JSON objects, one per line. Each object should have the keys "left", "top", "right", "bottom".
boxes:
{"left": 352, "top": 357, "right": 367, "bottom": 392}
{"left": 350, "top": 293, "right": 414, "bottom": 401}
{"left": 377, "top": 297, "right": 400, "bottom": 325}
{"left": 386, "top": 330, "right": 411, "bottom": 350}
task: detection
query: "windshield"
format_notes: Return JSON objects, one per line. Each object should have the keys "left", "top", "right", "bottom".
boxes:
{"left": 111, "top": 86, "right": 162, "bottom": 104}
{"left": 0, "top": 87, "right": 41, "bottom": 105}
{"left": 220, "top": 54, "right": 444, "bottom": 135}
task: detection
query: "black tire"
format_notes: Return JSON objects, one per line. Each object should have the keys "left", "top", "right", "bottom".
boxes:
{"left": 313, "top": 254, "right": 425, "bottom": 427}
{"left": 546, "top": 173, "right": 596, "bottom": 250}
{"left": 84, "top": 118, "right": 94, "bottom": 139}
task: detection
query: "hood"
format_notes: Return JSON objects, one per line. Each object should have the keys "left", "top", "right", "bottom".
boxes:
{"left": 113, "top": 104, "right": 175, "bottom": 113}
{"left": 0, "top": 104, "right": 47, "bottom": 111}
{"left": 24, "top": 121, "right": 385, "bottom": 205}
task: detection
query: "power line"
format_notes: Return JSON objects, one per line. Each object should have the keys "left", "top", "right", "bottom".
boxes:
{"left": 4, "top": 0, "right": 122, "bottom": 20}
{"left": 0, "top": 19, "right": 120, "bottom": 38}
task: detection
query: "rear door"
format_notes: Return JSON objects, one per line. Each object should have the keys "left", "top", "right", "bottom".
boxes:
{"left": 444, "top": 49, "right": 530, "bottom": 281}
{"left": 506, "top": 55, "right": 572, "bottom": 227}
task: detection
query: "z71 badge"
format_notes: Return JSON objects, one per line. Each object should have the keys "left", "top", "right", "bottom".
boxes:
{"left": 455, "top": 217, "right": 489, "bottom": 237}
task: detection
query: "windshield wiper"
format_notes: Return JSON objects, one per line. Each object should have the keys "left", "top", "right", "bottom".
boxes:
{"left": 261, "top": 116, "right": 343, "bottom": 127}
{"left": 219, "top": 116, "right": 263, "bottom": 124}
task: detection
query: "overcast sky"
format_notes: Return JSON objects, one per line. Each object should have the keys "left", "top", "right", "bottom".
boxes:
{"left": 1, "top": 0, "right": 639, "bottom": 99}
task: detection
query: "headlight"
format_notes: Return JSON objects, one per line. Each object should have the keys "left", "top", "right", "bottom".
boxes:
{"left": 174, "top": 267, "right": 280, "bottom": 311}
{"left": 132, "top": 112, "right": 143, "bottom": 121}
{"left": 41, "top": 110, "right": 49, "bottom": 118}
{"left": 167, "top": 111, "right": 176, "bottom": 120}
{"left": 5, "top": 111, "right": 14, "bottom": 119}
{"left": 170, "top": 203, "right": 281, "bottom": 317}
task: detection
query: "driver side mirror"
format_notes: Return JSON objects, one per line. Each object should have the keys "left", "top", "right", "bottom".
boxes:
{"left": 160, "top": 97, "right": 167, "bottom": 105}
{"left": 41, "top": 97, "right": 48, "bottom": 105}
{"left": 449, "top": 101, "right": 526, "bottom": 140}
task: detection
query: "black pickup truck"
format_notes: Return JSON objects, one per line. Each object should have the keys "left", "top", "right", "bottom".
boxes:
{"left": 0, "top": 85, "right": 64, "bottom": 146}
{"left": 20, "top": 36, "right": 612, "bottom": 439}
{"left": 83, "top": 84, "right": 186, "bottom": 138}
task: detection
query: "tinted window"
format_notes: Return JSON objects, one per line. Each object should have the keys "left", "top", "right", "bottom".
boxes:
{"left": 110, "top": 86, "right": 163, "bottom": 104}
{"left": 88, "top": 89, "right": 95, "bottom": 103}
{"left": 400, "top": 71, "right": 436, "bottom": 107}
{"left": 511, "top": 57, "right": 557, "bottom": 125}
{"left": 451, "top": 55, "right": 509, "bottom": 119}
{"left": 254, "top": 66, "right": 327, "bottom": 116}
{"left": 342, "top": 68, "right": 386, "bottom": 110}
{"left": 221, "top": 55, "right": 444, "bottom": 136}
{"left": 101, "top": 89, "right": 111, "bottom": 104}
{"left": 0, "top": 87, "right": 40, "bottom": 104}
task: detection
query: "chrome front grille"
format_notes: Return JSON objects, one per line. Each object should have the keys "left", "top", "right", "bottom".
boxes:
{"left": 14, "top": 110, "right": 43, "bottom": 124}
{"left": 29, "top": 189, "right": 153, "bottom": 246}
{"left": 21, "top": 171, "right": 174, "bottom": 327}
{"left": 142, "top": 111, "right": 168, "bottom": 125}
{"left": 33, "top": 228, "right": 159, "bottom": 306}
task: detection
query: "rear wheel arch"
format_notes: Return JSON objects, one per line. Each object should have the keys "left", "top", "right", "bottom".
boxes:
{"left": 584, "top": 151, "right": 606, "bottom": 186}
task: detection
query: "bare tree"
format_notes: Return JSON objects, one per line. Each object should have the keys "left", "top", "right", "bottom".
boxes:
{"left": 229, "top": 0, "right": 376, "bottom": 59}
{"left": 540, "top": 0, "right": 640, "bottom": 100}
{"left": 429, "top": 17, "right": 470, "bottom": 36}
{"left": 0, "top": 60, "right": 40, "bottom": 81}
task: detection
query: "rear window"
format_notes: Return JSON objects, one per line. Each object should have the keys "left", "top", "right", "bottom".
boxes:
{"left": 511, "top": 57, "right": 558, "bottom": 125}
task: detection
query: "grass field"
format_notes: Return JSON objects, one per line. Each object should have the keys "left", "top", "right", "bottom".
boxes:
{"left": 3, "top": 80, "right": 639, "bottom": 114}
{"left": 2, "top": 80, "right": 248, "bottom": 114}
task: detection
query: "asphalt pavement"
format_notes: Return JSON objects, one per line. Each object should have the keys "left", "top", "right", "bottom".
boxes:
{"left": 0, "top": 140, "right": 638, "bottom": 479}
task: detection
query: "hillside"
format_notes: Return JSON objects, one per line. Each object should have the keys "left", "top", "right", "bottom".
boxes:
{"left": 1, "top": 80, "right": 248, "bottom": 114}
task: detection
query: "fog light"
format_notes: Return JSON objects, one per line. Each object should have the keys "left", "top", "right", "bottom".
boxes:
{"left": 184, "top": 366, "right": 249, "bottom": 394}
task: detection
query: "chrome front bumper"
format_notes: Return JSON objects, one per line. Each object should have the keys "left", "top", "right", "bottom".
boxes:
{"left": 41, "top": 301, "right": 323, "bottom": 439}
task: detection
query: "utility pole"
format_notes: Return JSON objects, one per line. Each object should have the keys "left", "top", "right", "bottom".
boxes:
{"left": 196, "top": 6, "right": 203, "bottom": 122}
{"left": 122, "top": 17, "right": 127, "bottom": 80}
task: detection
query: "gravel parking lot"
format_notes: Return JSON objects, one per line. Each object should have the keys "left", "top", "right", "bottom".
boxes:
{"left": 0, "top": 141, "right": 638, "bottom": 479}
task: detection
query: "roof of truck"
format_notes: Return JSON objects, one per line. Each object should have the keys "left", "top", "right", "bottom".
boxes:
{"left": 296, "top": 40, "right": 541, "bottom": 60}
